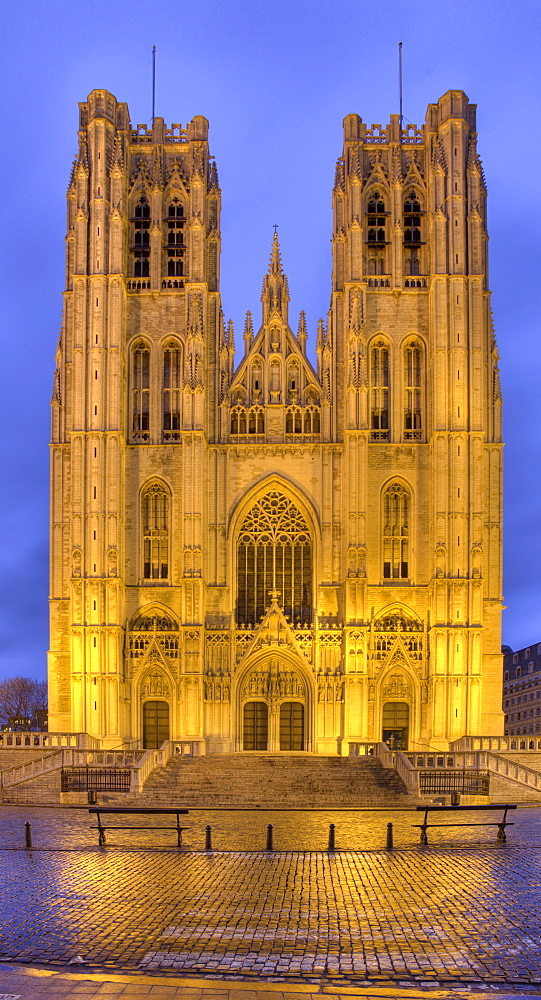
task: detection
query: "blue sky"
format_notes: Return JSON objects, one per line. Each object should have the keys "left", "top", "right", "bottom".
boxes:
{"left": 0, "top": 0, "right": 540, "bottom": 679}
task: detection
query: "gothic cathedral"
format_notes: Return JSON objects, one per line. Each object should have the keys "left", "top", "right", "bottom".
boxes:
{"left": 48, "top": 89, "right": 504, "bottom": 752}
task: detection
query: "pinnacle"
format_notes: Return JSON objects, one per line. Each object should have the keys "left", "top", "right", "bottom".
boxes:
{"left": 269, "top": 229, "right": 282, "bottom": 274}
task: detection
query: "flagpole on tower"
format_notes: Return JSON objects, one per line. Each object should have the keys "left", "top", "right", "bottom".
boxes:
{"left": 152, "top": 45, "right": 156, "bottom": 123}
{"left": 398, "top": 42, "right": 403, "bottom": 130}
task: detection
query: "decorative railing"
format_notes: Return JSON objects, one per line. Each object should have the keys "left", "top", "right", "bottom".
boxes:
{"left": 168, "top": 740, "right": 204, "bottom": 756}
{"left": 126, "top": 278, "right": 151, "bottom": 292}
{"left": 348, "top": 743, "right": 419, "bottom": 795}
{"left": 391, "top": 749, "right": 420, "bottom": 794}
{"left": 404, "top": 277, "right": 427, "bottom": 288}
{"left": 408, "top": 750, "right": 541, "bottom": 796}
{"left": 451, "top": 735, "right": 541, "bottom": 752}
{"left": 348, "top": 742, "right": 378, "bottom": 757}
{"left": 1, "top": 748, "right": 146, "bottom": 789}
{"left": 0, "top": 732, "right": 100, "bottom": 750}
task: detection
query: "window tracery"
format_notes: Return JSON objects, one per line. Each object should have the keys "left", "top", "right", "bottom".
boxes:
{"left": 165, "top": 199, "right": 185, "bottom": 277}
{"left": 131, "top": 197, "right": 150, "bottom": 277}
{"left": 163, "top": 342, "right": 182, "bottom": 441}
{"left": 230, "top": 406, "right": 264, "bottom": 436}
{"left": 404, "top": 341, "right": 423, "bottom": 440}
{"left": 131, "top": 342, "right": 150, "bottom": 441}
{"left": 142, "top": 482, "right": 169, "bottom": 581}
{"left": 366, "top": 192, "right": 388, "bottom": 244}
{"left": 370, "top": 340, "right": 390, "bottom": 440}
{"left": 382, "top": 483, "right": 410, "bottom": 580}
{"left": 236, "top": 491, "right": 312, "bottom": 626}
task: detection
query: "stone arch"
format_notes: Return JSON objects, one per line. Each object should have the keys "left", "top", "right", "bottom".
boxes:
{"left": 377, "top": 659, "right": 420, "bottom": 750}
{"left": 229, "top": 476, "right": 321, "bottom": 626}
{"left": 233, "top": 649, "right": 315, "bottom": 752}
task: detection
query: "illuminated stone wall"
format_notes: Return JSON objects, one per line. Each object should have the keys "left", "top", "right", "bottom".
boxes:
{"left": 48, "top": 88, "right": 504, "bottom": 750}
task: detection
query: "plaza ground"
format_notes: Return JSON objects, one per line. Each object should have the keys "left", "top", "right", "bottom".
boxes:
{"left": 0, "top": 807, "right": 540, "bottom": 999}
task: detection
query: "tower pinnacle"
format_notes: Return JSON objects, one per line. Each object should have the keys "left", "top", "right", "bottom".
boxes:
{"left": 261, "top": 230, "right": 289, "bottom": 324}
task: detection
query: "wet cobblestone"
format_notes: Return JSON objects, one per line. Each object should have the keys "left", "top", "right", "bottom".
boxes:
{"left": 1, "top": 847, "right": 541, "bottom": 986}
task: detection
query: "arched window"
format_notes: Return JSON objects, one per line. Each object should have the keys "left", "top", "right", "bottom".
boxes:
{"left": 132, "top": 197, "right": 150, "bottom": 277}
{"left": 382, "top": 483, "right": 410, "bottom": 580}
{"left": 404, "top": 341, "right": 423, "bottom": 440}
{"left": 142, "top": 483, "right": 169, "bottom": 580}
{"left": 403, "top": 191, "right": 422, "bottom": 245}
{"left": 163, "top": 342, "right": 182, "bottom": 441}
{"left": 230, "top": 406, "right": 247, "bottom": 435}
{"left": 131, "top": 342, "right": 150, "bottom": 441}
{"left": 286, "top": 407, "right": 302, "bottom": 434}
{"left": 370, "top": 340, "right": 390, "bottom": 440}
{"left": 165, "top": 199, "right": 185, "bottom": 277}
{"left": 236, "top": 491, "right": 312, "bottom": 626}
{"left": 366, "top": 192, "right": 388, "bottom": 245}
{"left": 304, "top": 406, "right": 320, "bottom": 434}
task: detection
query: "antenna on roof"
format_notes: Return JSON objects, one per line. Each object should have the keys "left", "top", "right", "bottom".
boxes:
{"left": 152, "top": 45, "right": 156, "bottom": 123}
{"left": 398, "top": 42, "right": 403, "bottom": 130}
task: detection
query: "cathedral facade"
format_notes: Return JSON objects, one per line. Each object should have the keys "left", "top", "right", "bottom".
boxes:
{"left": 48, "top": 88, "right": 504, "bottom": 752}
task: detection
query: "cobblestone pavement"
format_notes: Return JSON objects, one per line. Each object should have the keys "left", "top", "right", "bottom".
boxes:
{"left": 1, "top": 848, "right": 541, "bottom": 991}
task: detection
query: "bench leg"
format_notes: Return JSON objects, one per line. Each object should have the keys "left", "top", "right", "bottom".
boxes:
{"left": 420, "top": 826, "right": 428, "bottom": 845}
{"left": 497, "top": 822, "right": 506, "bottom": 843}
{"left": 96, "top": 813, "right": 106, "bottom": 846}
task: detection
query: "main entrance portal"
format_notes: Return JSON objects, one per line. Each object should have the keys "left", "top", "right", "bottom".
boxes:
{"left": 280, "top": 702, "right": 304, "bottom": 750}
{"left": 142, "top": 700, "right": 169, "bottom": 748}
{"left": 382, "top": 701, "right": 409, "bottom": 750}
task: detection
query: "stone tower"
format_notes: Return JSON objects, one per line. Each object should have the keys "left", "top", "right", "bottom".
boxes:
{"left": 48, "top": 89, "right": 503, "bottom": 751}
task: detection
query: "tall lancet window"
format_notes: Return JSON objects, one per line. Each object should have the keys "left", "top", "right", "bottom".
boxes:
{"left": 165, "top": 199, "right": 185, "bottom": 277}
{"left": 236, "top": 491, "right": 312, "bottom": 626}
{"left": 142, "top": 482, "right": 169, "bottom": 580}
{"left": 404, "top": 341, "right": 423, "bottom": 440}
{"left": 131, "top": 342, "right": 150, "bottom": 441}
{"left": 163, "top": 342, "right": 182, "bottom": 441}
{"left": 382, "top": 483, "right": 410, "bottom": 580}
{"left": 132, "top": 197, "right": 150, "bottom": 277}
{"left": 370, "top": 340, "right": 390, "bottom": 440}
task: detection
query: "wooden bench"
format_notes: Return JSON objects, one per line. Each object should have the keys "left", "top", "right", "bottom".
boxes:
{"left": 89, "top": 806, "right": 189, "bottom": 847}
{"left": 414, "top": 803, "right": 516, "bottom": 845}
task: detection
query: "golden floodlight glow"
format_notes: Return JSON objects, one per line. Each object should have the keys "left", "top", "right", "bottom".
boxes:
{"left": 47, "top": 89, "right": 504, "bottom": 754}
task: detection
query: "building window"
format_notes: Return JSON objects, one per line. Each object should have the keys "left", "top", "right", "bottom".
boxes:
{"left": 366, "top": 192, "right": 388, "bottom": 244}
{"left": 236, "top": 491, "right": 312, "bottom": 626}
{"left": 383, "top": 483, "right": 410, "bottom": 580}
{"left": 231, "top": 406, "right": 264, "bottom": 435}
{"left": 163, "top": 342, "right": 182, "bottom": 441}
{"left": 131, "top": 342, "right": 150, "bottom": 441}
{"left": 165, "top": 199, "right": 185, "bottom": 277}
{"left": 403, "top": 191, "right": 423, "bottom": 245}
{"left": 142, "top": 483, "right": 169, "bottom": 580}
{"left": 404, "top": 341, "right": 423, "bottom": 440}
{"left": 132, "top": 197, "right": 150, "bottom": 277}
{"left": 164, "top": 198, "right": 186, "bottom": 277}
{"left": 370, "top": 340, "right": 390, "bottom": 440}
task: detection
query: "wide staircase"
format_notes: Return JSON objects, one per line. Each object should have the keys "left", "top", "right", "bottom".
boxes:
{"left": 111, "top": 753, "right": 409, "bottom": 808}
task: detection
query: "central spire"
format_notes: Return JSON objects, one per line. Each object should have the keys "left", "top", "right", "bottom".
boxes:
{"left": 261, "top": 230, "right": 290, "bottom": 324}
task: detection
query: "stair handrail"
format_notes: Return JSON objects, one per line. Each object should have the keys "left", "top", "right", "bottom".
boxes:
{"left": 484, "top": 750, "right": 541, "bottom": 791}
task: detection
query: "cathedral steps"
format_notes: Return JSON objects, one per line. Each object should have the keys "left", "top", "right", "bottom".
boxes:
{"left": 105, "top": 753, "right": 409, "bottom": 808}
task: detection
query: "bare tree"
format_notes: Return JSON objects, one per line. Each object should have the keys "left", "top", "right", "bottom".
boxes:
{"left": 0, "top": 677, "right": 48, "bottom": 730}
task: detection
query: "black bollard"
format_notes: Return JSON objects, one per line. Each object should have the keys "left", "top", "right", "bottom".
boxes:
{"left": 266, "top": 823, "right": 273, "bottom": 850}
{"left": 386, "top": 822, "right": 394, "bottom": 849}
{"left": 328, "top": 823, "right": 335, "bottom": 850}
{"left": 25, "top": 822, "right": 32, "bottom": 849}
{"left": 205, "top": 825, "right": 212, "bottom": 850}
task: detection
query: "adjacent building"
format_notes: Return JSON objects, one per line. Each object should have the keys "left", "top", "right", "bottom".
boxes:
{"left": 503, "top": 643, "right": 541, "bottom": 737}
{"left": 47, "top": 89, "right": 504, "bottom": 751}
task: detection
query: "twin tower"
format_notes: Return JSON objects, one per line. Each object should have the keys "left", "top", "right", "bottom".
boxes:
{"left": 48, "top": 89, "right": 504, "bottom": 752}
